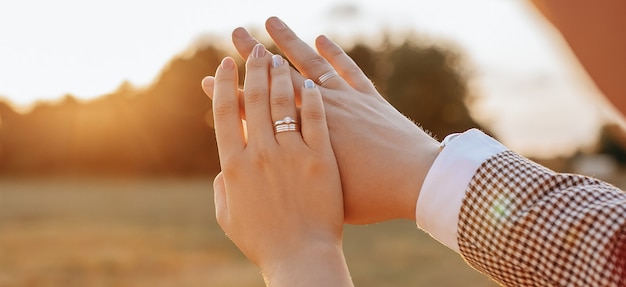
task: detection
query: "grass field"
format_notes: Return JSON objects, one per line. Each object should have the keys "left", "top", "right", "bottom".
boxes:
{"left": 0, "top": 177, "right": 497, "bottom": 287}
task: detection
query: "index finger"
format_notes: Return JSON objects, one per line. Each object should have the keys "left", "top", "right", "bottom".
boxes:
{"left": 212, "top": 57, "right": 245, "bottom": 159}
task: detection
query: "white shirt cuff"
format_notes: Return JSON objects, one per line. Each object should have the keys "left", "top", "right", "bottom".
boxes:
{"left": 415, "top": 128, "right": 507, "bottom": 253}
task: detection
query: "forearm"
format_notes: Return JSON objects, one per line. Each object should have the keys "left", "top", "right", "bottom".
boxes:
{"left": 459, "top": 151, "right": 626, "bottom": 286}
{"left": 416, "top": 129, "right": 626, "bottom": 286}
{"left": 261, "top": 241, "right": 354, "bottom": 287}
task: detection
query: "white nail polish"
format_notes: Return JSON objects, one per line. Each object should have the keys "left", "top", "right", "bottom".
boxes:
{"left": 304, "top": 79, "right": 316, "bottom": 89}
{"left": 252, "top": 44, "right": 265, "bottom": 58}
{"left": 272, "top": 54, "right": 283, "bottom": 68}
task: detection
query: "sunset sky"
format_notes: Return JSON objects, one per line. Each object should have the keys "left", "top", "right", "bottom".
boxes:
{"left": 0, "top": 0, "right": 613, "bottom": 157}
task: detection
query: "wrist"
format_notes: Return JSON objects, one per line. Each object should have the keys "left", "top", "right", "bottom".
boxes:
{"left": 395, "top": 134, "right": 441, "bottom": 221}
{"left": 260, "top": 240, "right": 353, "bottom": 287}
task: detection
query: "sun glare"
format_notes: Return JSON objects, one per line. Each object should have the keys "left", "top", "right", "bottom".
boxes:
{"left": 0, "top": 0, "right": 609, "bottom": 157}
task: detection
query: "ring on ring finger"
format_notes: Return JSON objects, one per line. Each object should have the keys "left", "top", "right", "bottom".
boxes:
{"left": 274, "top": 116, "right": 299, "bottom": 134}
{"left": 316, "top": 70, "right": 339, "bottom": 85}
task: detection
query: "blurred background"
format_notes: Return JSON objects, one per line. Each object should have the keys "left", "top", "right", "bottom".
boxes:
{"left": 1, "top": 0, "right": 625, "bottom": 286}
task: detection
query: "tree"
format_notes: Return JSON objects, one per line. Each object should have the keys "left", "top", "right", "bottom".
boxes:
{"left": 0, "top": 35, "right": 483, "bottom": 175}
{"left": 346, "top": 36, "right": 483, "bottom": 140}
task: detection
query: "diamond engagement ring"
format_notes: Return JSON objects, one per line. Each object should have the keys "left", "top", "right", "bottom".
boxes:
{"left": 273, "top": 116, "right": 299, "bottom": 134}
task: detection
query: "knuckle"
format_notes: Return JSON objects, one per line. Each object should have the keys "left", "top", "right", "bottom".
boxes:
{"left": 250, "top": 147, "right": 273, "bottom": 168}
{"left": 221, "top": 146, "right": 275, "bottom": 172}
{"left": 221, "top": 155, "right": 244, "bottom": 177}
{"left": 283, "top": 32, "right": 300, "bottom": 43}
{"left": 213, "top": 100, "right": 237, "bottom": 118}
{"left": 304, "top": 155, "right": 333, "bottom": 176}
{"left": 244, "top": 87, "right": 266, "bottom": 104}
{"left": 301, "top": 109, "right": 325, "bottom": 123}
{"left": 346, "top": 68, "right": 362, "bottom": 78}
{"left": 302, "top": 55, "right": 329, "bottom": 73}
{"left": 271, "top": 92, "right": 291, "bottom": 108}
{"left": 329, "top": 47, "right": 345, "bottom": 58}
{"left": 323, "top": 93, "right": 347, "bottom": 109}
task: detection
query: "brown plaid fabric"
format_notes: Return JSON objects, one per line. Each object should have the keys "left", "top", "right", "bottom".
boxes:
{"left": 458, "top": 151, "right": 626, "bottom": 287}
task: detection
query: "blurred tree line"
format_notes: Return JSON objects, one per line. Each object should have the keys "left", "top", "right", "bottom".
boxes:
{"left": 0, "top": 35, "right": 483, "bottom": 176}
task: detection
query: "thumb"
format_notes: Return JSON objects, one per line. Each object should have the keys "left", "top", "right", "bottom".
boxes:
{"left": 213, "top": 172, "right": 229, "bottom": 227}
{"left": 201, "top": 76, "right": 216, "bottom": 100}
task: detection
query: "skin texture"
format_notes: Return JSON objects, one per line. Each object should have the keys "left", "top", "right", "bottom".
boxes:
{"left": 206, "top": 47, "right": 353, "bottom": 286}
{"left": 204, "top": 17, "right": 441, "bottom": 225}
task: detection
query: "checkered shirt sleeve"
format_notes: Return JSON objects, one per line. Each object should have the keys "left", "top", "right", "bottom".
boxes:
{"left": 458, "top": 151, "right": 626, "bottom": 287}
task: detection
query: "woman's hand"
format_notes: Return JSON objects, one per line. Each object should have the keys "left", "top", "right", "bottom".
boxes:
{"left": 204, "top": 44, "right": 353, "bottom": 286}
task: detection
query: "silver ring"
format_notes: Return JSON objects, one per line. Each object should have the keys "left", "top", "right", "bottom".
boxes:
{"left": 273, "top": 116, "right": 300, "bottom": 134}
{"left": 317, "top": 70, "right": 339, "bottom": 85}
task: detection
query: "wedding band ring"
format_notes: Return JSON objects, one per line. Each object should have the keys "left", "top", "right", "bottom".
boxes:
{"left": 273, "top": 116, "right": 299, "bottom": 134}
{"left": 317, "top": 70, "right": 339, "bottom": 85}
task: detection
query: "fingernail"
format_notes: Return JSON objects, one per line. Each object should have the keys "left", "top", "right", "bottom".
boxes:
{"left": 251, "top": 43, "right": 265, "bottom": 58}
{"left": 272, "top": 54, "right": 284, "bottom": 68}
{"left": 268, "top": 17, "right": 286, "bottom": 29}
{"left": 317, "top": 35, "right": 332, "bottom": 47}
{"left": 221, "top": 57, "right": 235, "bottom": 70}
{"left": 304, "top": 79, "right": 316, "bottom": 89}
{"left": 232, "top": 27, "right": 249, "bottom": 39}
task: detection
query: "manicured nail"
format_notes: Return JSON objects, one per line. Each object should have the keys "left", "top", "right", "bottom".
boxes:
{"left": 304, "top": 79, "right": 316, "bottom": 89}
{"left": 252, "top": 43, "right": 265, "bottom": 58}
{"left": 221, "top": 57, "right": 235, "bottom": 70}
{"left": 272, "top": 55, "right": 284, "bottom": 68}
{"left": 268, "top": 17, "right": 286, "bottom": 29}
